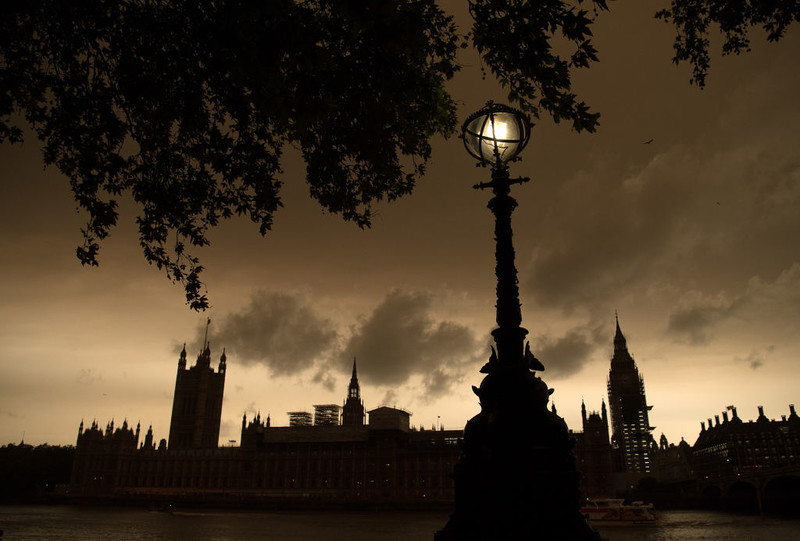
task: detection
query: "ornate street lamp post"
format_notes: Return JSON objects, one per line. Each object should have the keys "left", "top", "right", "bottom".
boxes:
{"left": 435, "top": 102, "right": 599, "bottom": 540}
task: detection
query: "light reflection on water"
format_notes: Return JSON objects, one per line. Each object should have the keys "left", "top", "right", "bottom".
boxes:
{"left": 1, "top": 506, "right": 799, "bottom": 540}
{"left": 594, "top": 510, "right": 800, "bottom": 541}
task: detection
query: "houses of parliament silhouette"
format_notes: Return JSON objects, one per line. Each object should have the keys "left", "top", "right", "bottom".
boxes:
{"left": 69, "top": 318, "right": 800, "bottom": 508}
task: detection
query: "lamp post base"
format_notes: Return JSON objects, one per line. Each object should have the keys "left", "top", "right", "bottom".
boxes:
{"left": 435, "top": 365, "right": 600, "bottom": 541}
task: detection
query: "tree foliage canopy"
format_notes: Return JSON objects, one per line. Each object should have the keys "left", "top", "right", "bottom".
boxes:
{"left": 656, "top": 0, "right": 800, "bottom": 87}
{"left": 0, "top": 0, "right": 795, "bottom": 309}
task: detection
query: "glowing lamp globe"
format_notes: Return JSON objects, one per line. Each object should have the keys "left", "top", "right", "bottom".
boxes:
{"left": 462, "top": 102, "right": 531, "bottom": 169}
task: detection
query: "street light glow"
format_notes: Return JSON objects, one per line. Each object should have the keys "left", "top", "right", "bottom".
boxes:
{"left": 461, "top": 102, "right": 530, "bottom": 169}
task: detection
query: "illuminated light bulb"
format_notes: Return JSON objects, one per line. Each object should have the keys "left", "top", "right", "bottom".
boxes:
{"left": 481, "top": 118, "right": 510, "bottom": 160}
{"left": 482, "top": 119, "right": 508, "bottom": 141}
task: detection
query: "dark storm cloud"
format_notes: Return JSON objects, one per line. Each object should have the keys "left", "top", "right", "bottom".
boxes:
{"left": 532, "top": 324, "right": 604, "bottom": 379}
{"left": 521, "top": 57, "right": 800, "bottom": 325}
{"left": 311, "top": 369, "right": 337, "bottom": 392}
{"left": 200, "top": 290, "right": 339, "bottom": 376}
{"left": 735, "top": 346, "right": 775, "bottom": 370}
{"left": 668, "top": 263, "right": 800, "bottom": 345}
{"left": 667, "top": 294, "right": 738, "bottom": 345}
{"left": 342, "top": 289, "right": 483, "bottom": 399}
{"left": 520, "top": 156, "right": 692, "bottom": 328}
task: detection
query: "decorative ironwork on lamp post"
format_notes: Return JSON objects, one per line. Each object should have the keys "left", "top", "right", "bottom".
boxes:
{"left": 435, "top": 102, "right": 599, "bottom": 540}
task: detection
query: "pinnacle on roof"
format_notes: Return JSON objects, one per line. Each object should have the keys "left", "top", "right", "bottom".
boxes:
{"left": 614, "top": 313, "right": 627, "bottom": 351}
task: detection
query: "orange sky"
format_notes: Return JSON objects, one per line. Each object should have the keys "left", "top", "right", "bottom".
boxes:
{"left": 1, "top": 3, "right": 799, "bottom": 448}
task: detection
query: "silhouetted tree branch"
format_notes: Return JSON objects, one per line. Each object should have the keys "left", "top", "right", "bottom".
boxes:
{"left": 0, "top": 1, "right": 795, "bottom": 309}
{"left": 1, "top": 0, "right": 462, "bottom": 310}
{"left": 656, "top": 0, "right": 800, "bottom": 87}
{"left": 469, "top": 0, "right": 608, "bottom": 132}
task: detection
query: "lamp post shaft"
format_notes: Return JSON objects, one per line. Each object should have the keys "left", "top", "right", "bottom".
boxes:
{"left": 488, "top": 168, "right": 527, "bottom": 368}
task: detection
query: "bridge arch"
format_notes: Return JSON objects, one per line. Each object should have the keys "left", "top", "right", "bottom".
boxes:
{"left": 763, "top": 475, "right": 800, "bottom": 515}
{"left": 699, "top": 484, "right": 721, "bottom": 509}
{"left": 723, "top": 481, "right": 758, "bottom": 513}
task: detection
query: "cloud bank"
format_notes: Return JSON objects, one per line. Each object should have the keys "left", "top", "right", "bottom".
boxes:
{"left": 667, "top": 263, "right": 800, "bottom": 345}
{"left": 533, "top": 323, "right": 606, "bottom": 379}
{"left": 199, "top": 290, "right": 339, "bottom": 376}
{"left": 341, "top": 289, "right": 484, "bottom": 399}
{"left": 191, "top": 288, "right": 485, "bottom": 401}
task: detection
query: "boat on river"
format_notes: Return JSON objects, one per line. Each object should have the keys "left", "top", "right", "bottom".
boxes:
{"left": 581, "top": 498, "right": 657, "bottom": 526}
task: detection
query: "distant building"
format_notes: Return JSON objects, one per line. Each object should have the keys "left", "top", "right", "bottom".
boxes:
{"left": 572, "top": 400, "right": 614, "bottom": 497}
{"left": 287, "top": 411, "right": 313, "bottom": 427}
{"left": 167, "top": 343, "right": 226, "bottom": 449}
{"left": 70, "top": 346, "right": 461, "bottom": 506}
{"left": 607, "top": 316, "right": 655, "bottom": 473}
{"left": 313, "top": 405, "right": 341, "bottom": 426}
{"left": 70, "top": 419, "right": 141, "bottom": 495}
{"left": 692, "top": 405, "right": 800, "bottom": 478}
{"left": 652, "top": 433, "right": 694, "bottom": 483}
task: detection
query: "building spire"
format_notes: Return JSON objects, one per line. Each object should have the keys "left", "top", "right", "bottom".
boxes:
{"left": 347, "top": 357, "right": 361, "bottom": 400}
{"left": 342, "top": 356, "right": 365, "bottom": 426}
{"left": 614, "top": 313, "right": 627, "bottom": 352}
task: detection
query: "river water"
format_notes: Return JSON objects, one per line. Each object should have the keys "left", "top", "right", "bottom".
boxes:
{"left": 1, "top": 506, "right": 799, "bottom": 540}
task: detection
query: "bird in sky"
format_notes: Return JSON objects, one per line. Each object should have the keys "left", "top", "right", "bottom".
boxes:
{"left": 643, "top": 138, "right": 654, "bottom": 145}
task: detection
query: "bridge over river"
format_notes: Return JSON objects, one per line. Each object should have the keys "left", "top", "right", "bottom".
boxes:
{"left": 696, "top": 464, "right": 800, "bottom": 514}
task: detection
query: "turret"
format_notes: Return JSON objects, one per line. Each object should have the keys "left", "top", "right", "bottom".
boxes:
{"left": 144, "top": 425, "right": 154, "bottom": 449}
{"left": 581, "top": 400, "right": 587, "bottom": 426}
{"left": 179, "top": 344, "right": 187, "bottom": 369}
{"left": 601, "top": 400, "right": 608, "bottom": 427}
{"left": 219, "top": 348, "right": 227, "bottom": 374}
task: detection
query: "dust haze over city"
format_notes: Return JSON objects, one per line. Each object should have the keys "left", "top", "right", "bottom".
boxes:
{"left": 1, "top": 2, "right": 798, "bottom": 455}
